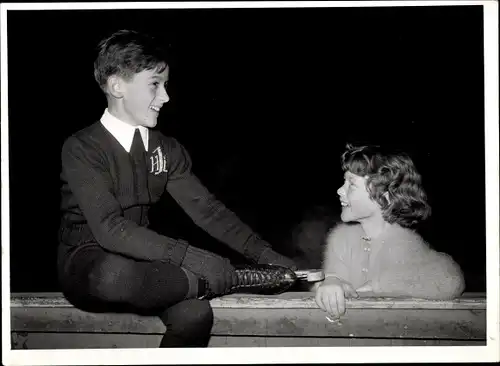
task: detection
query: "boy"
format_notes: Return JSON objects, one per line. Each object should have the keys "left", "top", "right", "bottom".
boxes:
{"left": 57, "top": 29, "right": 297, "bottom": 348}
{"left": 315, "top": 144, "right": 465, "bottom": 319}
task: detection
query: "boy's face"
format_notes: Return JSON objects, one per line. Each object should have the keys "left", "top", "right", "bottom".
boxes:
{"left": 113, "top": 65, "right": 170, "bottom": 128}
{"left": 337, "top": 171, "right": 382, "bottom": 223}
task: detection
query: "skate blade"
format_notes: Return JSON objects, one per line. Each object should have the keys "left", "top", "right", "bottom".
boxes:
{"left": 295, "top": 269, "right": 325, "bottom": 282}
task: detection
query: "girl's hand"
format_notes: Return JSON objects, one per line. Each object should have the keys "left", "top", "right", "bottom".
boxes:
{"left": 356, "top": 281, "right": 373, "bottom": 292}
{"left": 315, "top": 277, "right": 358, "bottom": 319}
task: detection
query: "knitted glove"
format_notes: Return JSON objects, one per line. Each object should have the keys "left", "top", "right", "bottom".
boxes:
{"left": 258, "top": 247, "right": 298, "bottom": 270}
{"left": 181, "top": 245, "right": 236, "bottom": 297}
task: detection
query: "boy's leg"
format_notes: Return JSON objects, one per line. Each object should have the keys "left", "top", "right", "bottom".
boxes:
{"left": 62, "top": 244, "right": 191, "bottom": 311}
{"left": 60, "top": 244, "right": 214, "bottom": 347}
{"left": 159, "top": 298, "right": 213, "bottom": 348}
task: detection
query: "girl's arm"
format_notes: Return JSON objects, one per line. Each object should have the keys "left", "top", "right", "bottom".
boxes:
{"left": 322, "top": 224, "right": 354, "bottom": 284}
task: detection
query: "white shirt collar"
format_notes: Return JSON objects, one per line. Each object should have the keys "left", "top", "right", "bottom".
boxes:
{"left": 100, "top": 108, "right": 149, "bottom": 152}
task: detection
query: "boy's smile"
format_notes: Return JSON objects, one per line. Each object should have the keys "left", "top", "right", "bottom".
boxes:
{"left": 109, "top": 65, "right": 170, "bottom": 128}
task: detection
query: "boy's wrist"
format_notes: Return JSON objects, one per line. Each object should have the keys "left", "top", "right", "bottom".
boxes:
{"left": 167, "top": 239, "right": 190, "bottom": 266}
{"left": 257, "top": 247, "right": 297, "bottom": 269}
{"left": 242, "top": 237, "right": 272, "bottom": 263}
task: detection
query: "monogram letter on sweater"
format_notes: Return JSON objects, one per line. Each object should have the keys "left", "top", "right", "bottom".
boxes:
{"left": 150, "top": 146, "right": 168, "bottom": 175}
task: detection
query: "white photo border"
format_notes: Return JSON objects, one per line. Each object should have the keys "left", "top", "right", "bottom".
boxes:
{"left": 1, "top": 1, "right": 498, "bottom": 364}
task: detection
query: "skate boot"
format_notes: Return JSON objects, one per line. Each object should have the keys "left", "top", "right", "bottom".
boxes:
{"left": 198, "top": 264, "right": 298, "bottom": 300}
{"left": 229, "top": 264, "right": 298, "bottom": 295}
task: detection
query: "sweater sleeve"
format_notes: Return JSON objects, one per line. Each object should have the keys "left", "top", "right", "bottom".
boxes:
{"left": 61, "top": 136, "right": 188, "bottom": 265}
{"left": 164, "top": 137, "right": 271, "bottom": 262}
{"left": 372, "top": 243, "right": 465, "bottom": 300}
{"left": 322, "top": 224, "right": 353, "bottom": 283}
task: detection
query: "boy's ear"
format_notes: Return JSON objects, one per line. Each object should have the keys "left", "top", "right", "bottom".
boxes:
{"left": 107, "top": 75, "right": 125, "bottom": 98}
{"left": 383, "top": 191, "right": 391, "bottom": 204}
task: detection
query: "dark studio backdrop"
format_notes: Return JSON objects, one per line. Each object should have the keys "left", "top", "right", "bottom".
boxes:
{"left": 7, "top": 4, "right": 486, "bottom": 292}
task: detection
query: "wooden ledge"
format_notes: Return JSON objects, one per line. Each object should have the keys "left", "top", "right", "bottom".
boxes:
{"left": 11, "top": 291, "right": 487, "bottom": 310}
{"left": 10, "top": 292, "right": 487, "bottom": 348}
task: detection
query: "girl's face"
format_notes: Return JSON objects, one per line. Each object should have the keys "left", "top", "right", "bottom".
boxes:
{"left": 337, "top": 171, "right": 382, "bottom": 223}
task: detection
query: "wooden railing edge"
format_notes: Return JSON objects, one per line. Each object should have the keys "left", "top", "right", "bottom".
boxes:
{"left": 10, "top": 291, "right": 487, "bottom": 310}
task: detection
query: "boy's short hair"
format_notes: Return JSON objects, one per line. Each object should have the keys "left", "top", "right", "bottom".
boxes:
{"left": 94, "top": 29, "right": 169, "bottom": 92}
{"left": 341, "top": 144, "right": 431, "bottom": 228}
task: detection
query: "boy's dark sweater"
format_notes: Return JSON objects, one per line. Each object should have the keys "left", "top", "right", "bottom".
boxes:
{"left": 59, "top": 121, "right": 270, "bottom": 268}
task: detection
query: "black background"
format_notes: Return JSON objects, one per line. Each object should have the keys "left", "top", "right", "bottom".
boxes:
{"left": 7, "top": 4, "right": 486, "bottom": 292}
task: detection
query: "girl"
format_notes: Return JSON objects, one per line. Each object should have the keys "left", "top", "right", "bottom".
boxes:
{"left": 315, "top": 144, "right": 465, "bottom": 319}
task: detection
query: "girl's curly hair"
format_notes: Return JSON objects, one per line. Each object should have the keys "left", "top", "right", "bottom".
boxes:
{"left": 341, "top": 144, "right": 431, "bottom": 228}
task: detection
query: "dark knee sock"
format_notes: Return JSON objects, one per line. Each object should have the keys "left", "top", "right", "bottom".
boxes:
{"left": 159, "top": 298, "right": 214, "bottom": 348}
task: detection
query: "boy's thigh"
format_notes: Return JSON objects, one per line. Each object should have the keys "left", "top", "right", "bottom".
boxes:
{"left": 63, "top": 245, "right": 147, "bottom": 312}
{"left": 63, "top": 244, "right": 188, "bottom": 314}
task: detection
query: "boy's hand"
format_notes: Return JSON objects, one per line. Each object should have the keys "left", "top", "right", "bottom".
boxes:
{"left": 181, "top": 245, "right": 236, "bottom": 296}
{"left": 315, "top": 277, "right": 358, "bottom": 319}
{"left": 258, "top": 248, "right": 298, "bottom": 270}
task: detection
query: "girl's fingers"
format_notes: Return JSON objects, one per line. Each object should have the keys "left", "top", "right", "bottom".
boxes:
{"left": 315, "top": 288, "right": 326, "bottom": 311}
{"left": 344, "top": 283, "right": 359, "bottom": 298}
{"left": 336, "top": 290, "right": 346, "bottom": 316}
